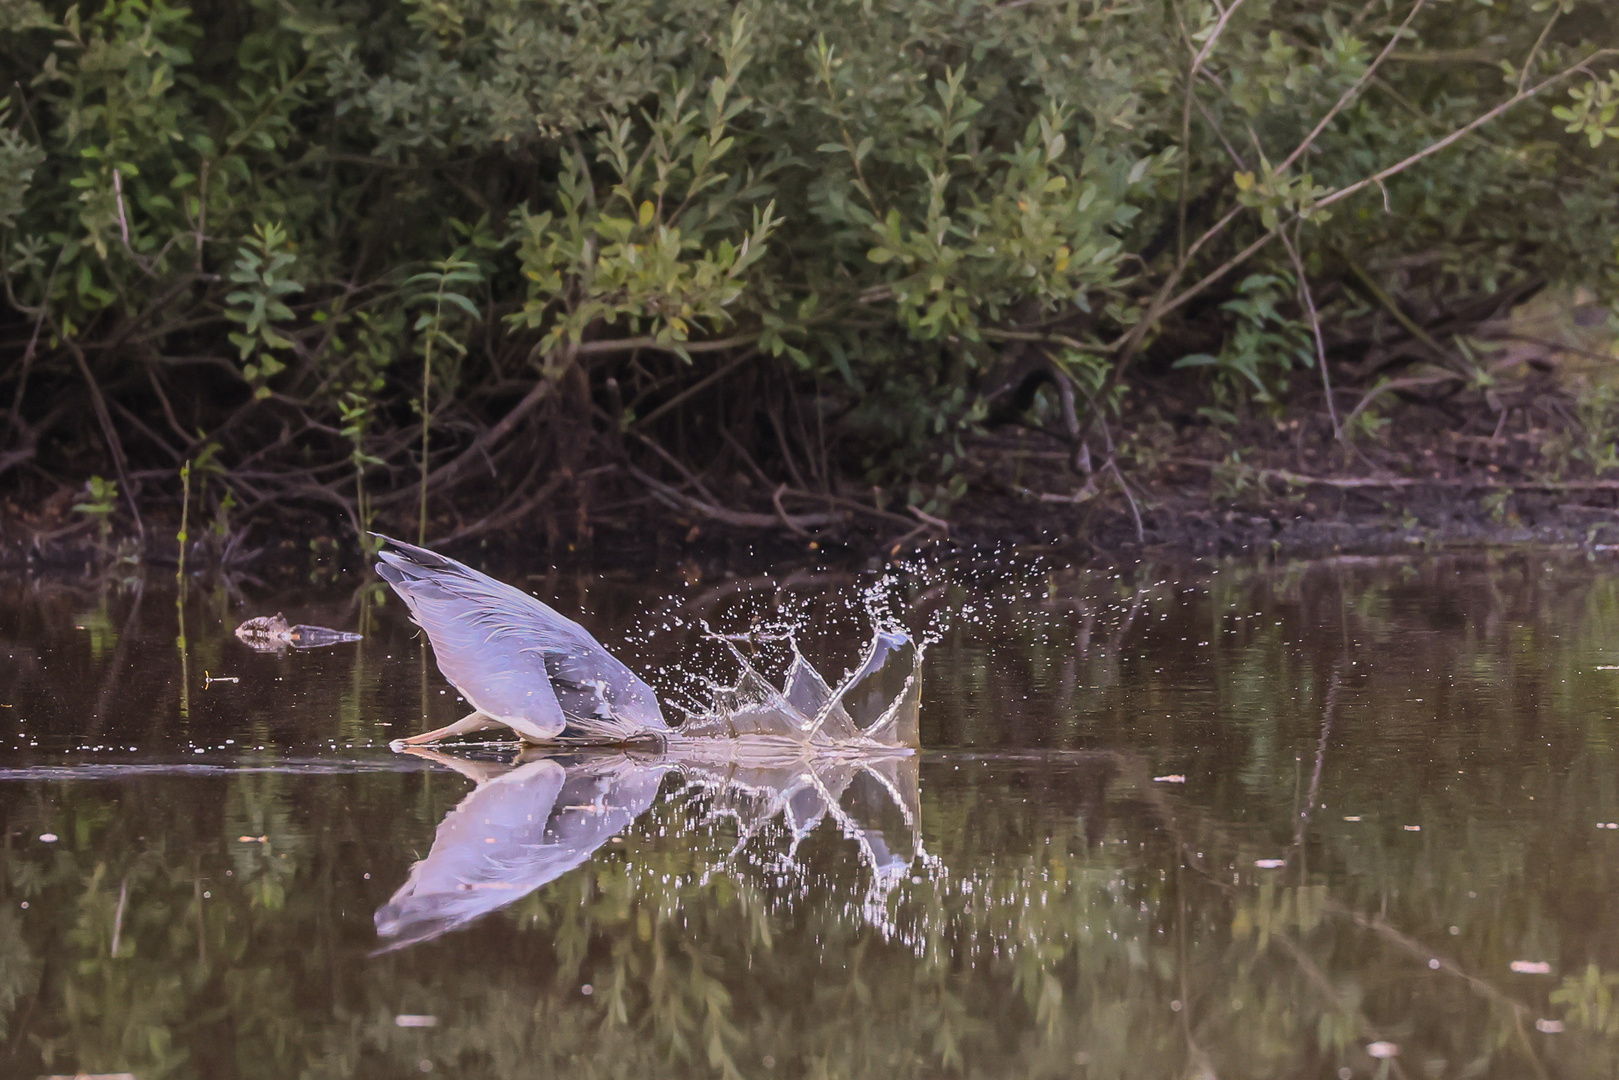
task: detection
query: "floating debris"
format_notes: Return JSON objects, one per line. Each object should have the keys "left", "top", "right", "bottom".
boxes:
{"left": 1343, "top": 815, "right": 1362, "bottom": 821}
{"left": 1254, "top": 859, "right": 1285, "bottom": 869}
{"left": 1404, "top": 825, "right": 1422, "bottom": 831}
{"left": 1153, "top": 774, "right": 1186, "bottom": 783}
{"left": 237, "top": 835, "right": 269, "bottom": 844}
{"left": 1511, "top": 960, "right": 1552, "bottom": 974}
{"left": 203, "top": 671, "right": 241, "bottom": 688}
{"left": 1367, "top": 1041, "right": 1399, "bottom": 1059}
{"left": 1536, "top": 1018, "right": 1564, "bottom": 1033}
{"left": 235, "top": 613, "right": 363, "bottom": 652}
{"left": 395, "top": 1015, "right": 439, "bottom": 1028}
{"left": 38, "top": 833, "right": 57, "bottom": 843}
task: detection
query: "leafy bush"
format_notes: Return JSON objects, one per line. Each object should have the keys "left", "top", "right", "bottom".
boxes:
{"left": 1, "top": 0, "right": 1616, "bottom": 545}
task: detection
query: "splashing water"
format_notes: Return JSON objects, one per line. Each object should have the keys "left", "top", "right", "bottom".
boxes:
{"left": 674, "top": 625, "right": 922, "bottom": 749}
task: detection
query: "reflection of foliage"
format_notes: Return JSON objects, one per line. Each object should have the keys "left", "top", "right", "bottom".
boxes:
{"left": 1555, "top": 965, "right": 1619, "bottom": 1034}
{"left": 0, "top": 904, "right": 40, "bottom": 1041}
{"left": 9, "top": 557, "right": 1619, "bottom": 1075}
{"left": 224, "top": 774, "right": 300, "bottom": 911}
{"left": 0, "top": 750, "right": 1600, "bottom": 1080}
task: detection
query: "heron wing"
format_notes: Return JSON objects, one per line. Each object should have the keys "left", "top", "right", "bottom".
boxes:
{"left": 375, "top": 537, "right": 665, "bottom": 740}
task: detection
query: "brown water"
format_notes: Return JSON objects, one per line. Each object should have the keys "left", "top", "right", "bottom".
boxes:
{"left": 4, "top": 551, "right": 1619, "bottom": 1078}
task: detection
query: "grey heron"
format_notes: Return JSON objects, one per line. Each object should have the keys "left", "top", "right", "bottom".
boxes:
{"left": 374, "top": 537, "right": 669, "bottom": 746}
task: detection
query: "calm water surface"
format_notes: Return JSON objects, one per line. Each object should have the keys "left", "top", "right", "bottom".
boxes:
{"left": 5, "top": 552, "right": 1619, "bottom": 1078}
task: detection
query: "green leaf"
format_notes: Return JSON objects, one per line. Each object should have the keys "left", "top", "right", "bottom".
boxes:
{"left": 441, "top": 293, "right": 481, "bottom": 317}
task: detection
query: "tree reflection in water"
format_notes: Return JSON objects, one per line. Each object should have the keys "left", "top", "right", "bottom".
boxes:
{"left": 8, "top": 556, "right": 1619, "bottom": 1077}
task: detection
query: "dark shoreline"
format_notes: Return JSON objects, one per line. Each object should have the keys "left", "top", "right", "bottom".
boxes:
{"left": 7, "top": 477, "right": 1619, "bottom": 581}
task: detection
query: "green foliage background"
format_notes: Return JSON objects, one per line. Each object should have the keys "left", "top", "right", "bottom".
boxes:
{"left": 1, "top": 0, "right": 1616, "bottom": 540}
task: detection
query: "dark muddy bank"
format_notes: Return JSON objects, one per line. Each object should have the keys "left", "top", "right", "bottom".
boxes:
{"left": 7, "top": 447, "right": 1618, "bottom": 579}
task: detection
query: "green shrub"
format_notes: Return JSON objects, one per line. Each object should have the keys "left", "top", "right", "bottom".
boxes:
{"left": 2, "top": 0, "right": 1616, "bottom": 541}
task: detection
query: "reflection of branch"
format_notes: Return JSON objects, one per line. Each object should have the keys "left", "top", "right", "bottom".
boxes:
{"left": 1342, "top": 909, "right": 1550, "bottom": 1080}
{"left": 1270, "top": 932, "right": 1409, "bottom": 1080}
{"left": 1152, "top": 794, "right": 1411, "bottom": 1077}
{"left": 84, "top": 580, "right": 146, "bottom": 738}
{"left": 1175, "top": 873, "right": 1222, "bottom": 1080}
{"left": 110, "top": 877, "right": 128, "bottom": 958}
{"left": 1112, "top": 746, "right": 1546, "bottom": 1077}
{"left": 1292, "top": 661, "right": 1342, "bottom": 853}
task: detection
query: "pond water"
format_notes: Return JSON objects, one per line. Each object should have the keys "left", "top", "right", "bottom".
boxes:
{"left": 4, "top": 550, "right": 1619, "bottom": 1079}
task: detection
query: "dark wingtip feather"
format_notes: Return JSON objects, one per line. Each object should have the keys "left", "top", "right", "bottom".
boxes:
{"left": 372, "top": 534, "right": 457, "bottom": 571}
{"left": 370, "top": 537, "right": 466, "bottom": 595}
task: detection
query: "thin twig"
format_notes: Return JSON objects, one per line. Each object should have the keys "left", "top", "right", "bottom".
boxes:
{"left": 1517, "top": 9, "right": 1560, "bottom": 96}
{"left": 909, "top": 504, "right": 950, "bottom": 533}
{"left": 634, "top": 349, "right": 758, "bottom": 429}
{"left": 67, "top": 339, "right": 144, "bottom": 538}
{"left": 1280, "top": 229, "right": 1340, "bottom": 439}
{"left": 1189, "top": 0, "right": 1252, "bottom": 73}
{"left": 1341, "top": 256, "right": 1450, "bottom": 360}
{"left": 1169, "top": 456, "right": 1619, "bottom": 492}
{"left": 1275, "top": 0, "right": 1430, "bottom": 177}
{"left": 574, "top": 332, "right": 758, "bottom": 357}
{"left": 112, "top": 167, "right": 132, "bottom": 250}
{"left": 7, "top": 247, "right": 65, "bottom": 438}
{"left": 1341, "top": 373, "right": 1459, "bottom": 431}
{"left": 627, "top": 464, "right": 839, "bottom": 530}
{"left": 1313, "top": 53, "right": 1617, "bottom": 217}
{"left": 772, "top": 483, "right": 809, "bottom": 536}
{"left": 1108, "top": 460, "right": 1145, "bottom": 543}
{"left": 372, "top": 375, "right": 556, "bottom": 507}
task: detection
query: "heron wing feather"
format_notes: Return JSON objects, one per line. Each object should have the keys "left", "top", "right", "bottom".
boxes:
{"left": 375, "top": 537, "right": 666, "bottom": 739}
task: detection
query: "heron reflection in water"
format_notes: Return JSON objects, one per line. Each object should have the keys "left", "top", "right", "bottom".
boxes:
{"left": 376, "top": 742, "right": 920, "bottom": 948}
{"left": 371, "top": 537, "right": 926, "bottom": 947}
